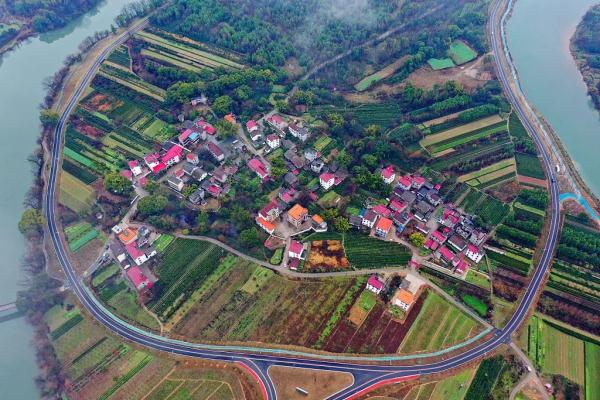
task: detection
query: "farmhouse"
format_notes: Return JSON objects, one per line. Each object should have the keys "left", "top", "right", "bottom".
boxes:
{"left": 392, "top": 289, "right": 415, "bottom": 311}
{"left": 128, "top": 160, "right": 142, "bottom": 176}
{"left": 448, "top": 234, "right": 468, "bottom": 252}
{"left": 266, "top": 134, "right": 281, "bottom": 149}
{"left": 266, "top": 114, "right": 288, "bottom": 131}
{"left": 366, "top": 275, "right": 385, "bottom": 295}
{"left": 256, "top": 216, "right": 276, "bottom": 234}
{"left": 167, "top": 175, "right": 184, "bottom": 192}
{"left": 375, "top": 217, "right": 393, "bottom": 238}
{"left": 259, "top": 200, "right": 281, "bottom": 222}
{"left": 246, "top": 120, "right": 259, "bottom": 133}
{"left": 248, "top": 158, "right": 269, "bottom": 181}
{"left": 189, "top": 188, "right": 205, "bottom": 205}
{"left": 289, "top": 124, "right": 309, "bottom": 141}
{"left": 362, "top": 209, "right": 378, "bottom": 228}
{"left": 125, "top": 242, "right": 156, "bottom": 266}
{"left": 397, "top": 176, "right": 412, "bottom": 191}
{"left": 381, "top": 165, "right": 396, "bottom": 184}
{"left": 194, "top": 118, "right": 216, "bottom": 135}
{"left": 287, "top": 203, "right": 308, "bottom": 227}
{"left": 126, "top": 265, "right": 154, "bottom": 291}
{"left": 118, "top": 228, "right": 138, "bottom": 245}
{"left": 288, "top": 240, "right": 305, "bottom": 259}
{"left": 207, "top": 142, "right": 225, "bottom": 162}
{"left": 389, "top": 199, "right": 407, "bottom": 213}
{"left": 430, "top": 230, "right": 447, "bottom": 244}
{"left": 372, "top": 204, "right": 391, "bottom": 218}
{"left": 319, "top": 173, "right": 335, "bottom": 191}
{"left": 466, "top": 244, "right": 483, "bottom": 263}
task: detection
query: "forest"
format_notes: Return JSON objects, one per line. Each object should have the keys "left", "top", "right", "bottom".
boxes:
{"left": 572, "top": 3, "right": 600, "bottom": 110}
{"left": 3, "top": 0, "right": 103, "bottom": 32}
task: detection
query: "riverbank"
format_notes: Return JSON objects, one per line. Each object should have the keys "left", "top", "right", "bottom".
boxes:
{"left": 569, "top": 4, "right": 600, "bottom": 114}
{"left": 501, "top": 0, "right": 600, "bottom": 223}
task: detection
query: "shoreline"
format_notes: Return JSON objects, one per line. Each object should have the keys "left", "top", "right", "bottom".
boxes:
{"left": 500, "top": 0, "right": 600, "bottom": 221}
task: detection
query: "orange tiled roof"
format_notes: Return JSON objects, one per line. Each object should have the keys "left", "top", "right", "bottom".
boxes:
{"left": 256, "top": 217, "right": 275, "bottom": 232}
{"left": 288, "top": 204, "right": 308, "bottom": 220}
{"left": 118, "top": 228, "right": 137, "bottom": 244}
{"left": 312, "top": 214, "right": 324, "bottom": 224}
{"left": 376, "top": 217, "right": 393, "bottom": 231}
{"left": 395, "top": 289, "right": 415, "bottom": 305}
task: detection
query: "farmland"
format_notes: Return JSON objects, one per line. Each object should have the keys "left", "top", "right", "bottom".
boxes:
{"left": 65, "top": 221, "right": 100, "bottom": 252}
{"left": 354, "top": 56, "right": 408, "bottom": 91}
{"left": 399, "top": 291, "right": 480, "bottom": 353}
{"left": 428, "top": 58, "right": 455, "bottom": 70}
{"left": 135, "top": 29, "right": 245, "bottom": 72}
{"left": 457, "top": 158, "right": 516, "bottom": 188}
{"left": 464, "top": 356, "right": 505, "bottom": 400}
{"left": 344, "top": 233, "right": 411, "bottom": 269}
{"left": 150, "top": 239, "right": 227, "bottom": 320}
{"left": 304, "top": 240, "right": 350, "bottom": 272}
{"left": 525, "top": 314, "right": 600, "bottom": 396}
{"left": 515, "top": 152, "right": 545, "bottom": 179}
{"left": 457, "top": 188, "right": 510, "bottom": 226}
{"left": 59, "top": 171, "right": 96, "bottom": 214}
{"left": 421, "top": 115, "right": 504, "bottom": 147}
{"left": 448, "top": 40, "right": 478, "bottom": 65}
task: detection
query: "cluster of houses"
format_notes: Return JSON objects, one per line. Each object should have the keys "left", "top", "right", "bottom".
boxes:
{"left": 366, "top": 274, "right": 421, "bottom": 313}
{"left": 424, "top": 205, "right": 487, "bottom": 275}
{"left": 245, "top": 113, "right": 311, "bottom": 152}
{"left": 109, "top": 224, "right": 159, "bottom": 297}
{"left": 255, "top": 200, "right": 327, "bottom": 239}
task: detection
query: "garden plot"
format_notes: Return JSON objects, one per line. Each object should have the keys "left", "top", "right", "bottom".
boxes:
{"left": 457, "top": 158, "right": 516, "bottom": 187}
{"left": 420, "top": 114, "right": 504, "bottom": 148}
{"left": 304, "top": 240, "right": 350, "bottom": 272}
{"left": 59, "top": 172, "right": 96, "bottom": 214}
{"left": 354, "top": 56, "right": 408, "bottom": 91}
{"left": 448, "top": 40, "right": 478, "bottom": 65}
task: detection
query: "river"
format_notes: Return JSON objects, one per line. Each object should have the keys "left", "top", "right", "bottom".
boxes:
{"left": 507, "top": 0, "right": 600, "bottom": 196}
{"left": 0, "top": 0, "right": 131, "bottom": 397}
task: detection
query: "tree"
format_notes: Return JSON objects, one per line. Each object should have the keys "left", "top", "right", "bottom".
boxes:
{"left": 197, "top": 211, "right": 210, "bottom": 234}
{"left": 137, "top": 195, "right": 168, "bottom": 216}
{"left": 364, "top": 124, "right": 382, "bottom": 137}
{"left": 104, "top": 172, "right": 131, "bottom": 195}
{"left": 334, "top": 216, "right": 350, "bottom": 233}
{"left": 409, "top": 232, "right": 426, "bottom": 247}
{"left": 212, "top": 95, "right": 233, "bottom": 116}
{"left": 19, "top": 208, "right": 44, "bottom": 236}
{"left": 240, "top": 227, "right": 261, "bottom": 248}
{"left": 270, "top": 157, "right": 287, "bottom": 180}
{"left": 337, "top": 150, "right": 352, "bottom": 168}
{"left": 39, "top": 109, "right": 59, "bottom": 129}
{"left": 215, "top": 119, "right": 237, "bottom": 139}
{"left": 361, "top": 154, "right": 378, "bottom": 169}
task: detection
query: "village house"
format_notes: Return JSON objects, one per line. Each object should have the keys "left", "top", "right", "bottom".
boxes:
{"left": 430, "top": 230, "right": 447, "bottom": 244}
{"left": 349, "top": 215, "right": 364, "bottom": 229}
{"left": 186, "top": 152, "right": 199, "bottom": 165}
{"left": 207, "top": 142, "right": 225, "bottom": 162}
{"left": 466, "top": 244, "right": 483, "bottom": 263}
{"left": 366, "top": 275, "right": 385, "bottom": 295}
{"left": 397, "top": 176, "right": 412, "bottom": 191}
{"left": 266, "top": 134, "right": 281, "bottom": 149}
{"left": 319, "top": 172, "right": 335, "bottom": 191}
{"left": 167, "top": 175, "right": 184, "bottom": 192}
{"left": 128, "top": 160, "right": 142, "bottom": 176}
{"left": 118, "top": 228, "right": 138, "bottom": 245}
{"left": 178, "top": 128, "right": 200, "bottom": 145}
{"left": 211, "top": 166, "right": 229, "bottom": 184}
{"left": 189, "top": 188, "right": 205, "bottom": 205}
{"left": 304, "top": 148, "right": 319, "bottom": 162}
{"left": 310, "top": 159, "right": 325, "bottom": 173}
{"left": 392, "top": 289, "right": 415, "bottom": 311}
{"left": 259, "top": 200, "right": 281, "bottom": 222}
{"left": 375, "top": 217, "right": 393, "bottom": 238}
{"left": 372, "top": 204, "right": 391, "bottom": 218}
{"left": 411, "top": 176, "right": 426, "bottom": 189}
{"left": 287, "top": 203, "right": 308, "bottom": 227}
{"left": 312, "top": 214, "right": 327, "bottom": 231}
{"left": 248, "top": 158, "right": 269, "bottom": 181}
{"left": 362, "top": 209, "right": 378, "bottom": 229}
{"left": 194, "top": 118, "right": 216, "bottom": 135}
{"left": 288, "top": 124, "right": 309, "bottom": 141}
{"left": 279, "top": 186, "right": 298, "bottom": 203}
{"left": 266, "top": 114, "right": 288, "bottom": 131}
{"left": 206, "top": 184, "right": 222, "bottom": 197}
{"left": 256, "top": 216, "right": 275, "bottom": 234}
{"left": 246, "top": 120, "right": 259, "bottom": 133}
{"left": 470, "top": 230, "right": 487, "bottom": 246}
{"left": 283, "top": 172, "right": 299, "bottom": 187}
{"left": 389, "top": 199, "right": 407, "bottom": 213}
{"left": 453, "top": 257, "right": 470, "bottom": 274}
{"left": 448, "top": 234, "right": 468, "bottom": 252}
{"left": 381, "top": 165, "right": 396, "bottom": 184}
{"left": 436, "top": 246, "right": 455, "bottom": 264}
{"left": 284, "top": 149, "right": 306, "bottom": 169}
{"left": 399, "top": 190, "right": 417, "bottom": 206}
{"left": 439, "top": 207, "right": 460, "bottom": 228}
{"left": 393, "top": 211, "right": 412, "bottom": 232}
{"left": 224, "top": 113, "right": 236, "bottom": 124}
{"left": 190, "top": 95, "right": 207, "bottom": 106}
{"left": 192, "top": 167, "right": 207, "bottom": 181}
{"left": 288, "top": 240, "right": 305, "bottom": 259}
{"left": 121, "top": 169, "right": 133, "bottom": 182}
{"left": 126, "top": 265, "right": 154, "bottom": 291}
{"left": 426, "top": 190, "right": 442, "bottom": 206}
{"left": 125, "top": 241, "right": 157, "bottom": 266}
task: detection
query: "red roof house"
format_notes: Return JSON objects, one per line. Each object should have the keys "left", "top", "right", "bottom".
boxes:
{"left": 126, "top": 265, "right": 153, "bottom": 291}
{"left": 366, "top": 275, "right": 385, "bottom": 294}
{"left": 246, "top": 120, "right": 259, "bottom": 132}
{"left": 372, "top": 204, "right": 391, "bottom": 218}
{"left": 162, "top": 144, "right": 183, "bottom": 166}
{"left": 248, "top": 158, "right": 269, "bottom": 181}
{"left": 288, "top": 240, "right": 304, "bottom": 259}
{"left": 381, "top": 165, "right": 396, "bottom": 184}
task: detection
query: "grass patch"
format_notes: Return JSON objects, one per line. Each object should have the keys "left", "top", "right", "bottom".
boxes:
{"left": 428, "top": 58, "right": 455, "bottom": 70}
{"left": 448, "top": 40, "right": 477, "bottom": 65}
{"left": 515, "top": 152, "right": 545, "bottom": 180}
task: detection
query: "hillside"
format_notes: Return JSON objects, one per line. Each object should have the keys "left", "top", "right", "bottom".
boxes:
{"left": 571, "top": 4, "right": 600, "bottom": 112}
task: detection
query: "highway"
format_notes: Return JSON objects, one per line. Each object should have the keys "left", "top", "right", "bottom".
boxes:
{"left": 43, "top": 1, "right": 561, "bottom": 398}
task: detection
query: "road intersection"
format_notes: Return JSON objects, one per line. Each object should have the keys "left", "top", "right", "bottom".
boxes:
{"left": 44, "top": 1, "right": 563, "bottom": 398}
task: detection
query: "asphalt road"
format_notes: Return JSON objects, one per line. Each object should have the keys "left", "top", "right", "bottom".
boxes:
{"left": 44, "top": 2, "right": 561, "bottom": 398}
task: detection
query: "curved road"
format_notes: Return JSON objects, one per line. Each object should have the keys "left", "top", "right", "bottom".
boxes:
{"left": 44, "top": 2, "right": 560, "bottom": 398}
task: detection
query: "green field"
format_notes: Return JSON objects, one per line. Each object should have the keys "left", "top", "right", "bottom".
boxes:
{"left": 354, "top": 57, "right": 407, "bottom": 91}
{"left": 59, "top": 172, "right": 96, "bottom": 214}
{"left": 107, "top": 288, "right": 161, "bottom": 331}
{"left": 458, "top": 158, "right": 515, "bottom": 183}
{"left": 344, "top": 233, "right": 411, "bottom": 269}
{"left": 515, "top": 152, "right": 546, "bottom": 180}
{"left": 428, "top": 58, "right": 456, "bottom": 70}
{"left": 464, "top": 356, "right": 505, "bottom": 400}
{"left": 400, "top": 291, "right": 479, "bottom": 353}
{"left": 448, "top": 40, "right": 478, "bottom": 65}
{"left": 153, "top": 234, "right": 175, "bottom": 253}
{"left": 357, "top": 290, "right": 377, "bottom": 312}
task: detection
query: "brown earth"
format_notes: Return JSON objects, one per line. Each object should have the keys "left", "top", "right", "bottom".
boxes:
{"left": 406, "top": 56, "right": 493, "bottom": 91}
{"left": 517, "top": 174, "right": 548, "bottom": 189}
{"left": 269, "top": 366, "right": 353, "bottom": 400}
{"left": 304, "top": 240, "right": 350, "bottom": 272}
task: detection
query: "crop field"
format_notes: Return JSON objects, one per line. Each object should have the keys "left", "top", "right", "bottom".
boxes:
{"left": 142, "top": 117, "right": 172, "bottom": 141}
{"left": 458, "top": 189, "right": 510, "bottom": 226}
{"left": 353, "top": 103, "right": 402, "bottom": 128}
{"left": 136, "top": 30, "right": 244, "bottom": 71}
{"left": 509, "top": 112, "right": 529, "bottom": 138}
{"left": 354, "top": 56, "right": 407, "bottom": 91}
{"left": 514, "top": 201, "right": 545, "bottom": 217}
{"left": 526, "top": 315, "right": 594, "bottom": 388}
{"left": 457, "top": 158, "right": 516, "bottom": 184}
{"left": 62, "top": 159, "right": 98, "bottom": 184}
{"left": 314, "top": 135, "right": 333, "bottom": 152}
{"left": 428, "top": 58, "right": 455, "bottom": 70}
{"left": 59, "top": 171, "right": 96, "bottom": 214}
{"left": 318, "top": 190, "right": 343, "bottom": 208}
{"left": 304, "top": 240, "right": 350, "bottom": 272}
{"left": 448, "top": 40, "right": 478, "bottom": 65}
{"left": 515, "top": 152, "right": 545, "bottom": 180}
{"left": 106, "top": 44, "right": 131, "bottom": 68}
{"left": 174, "top": 260, "right": 373, "bottom": 352}
{"left": 486, "top": 247, "right": 531, "bottom": 276}
{"left": 464, "top": 356, "right": 505, "bottom": 400}
{"left": 399, "top": 291, "right": 480, "bottom": 353}
{"left": 153, "top": 234, "right": 175, "bottom": 253}
{"left": 99, "top": 63, "right": 166, "bottom": 101}
{"left": 344, "top": 233, "right": 411, "bottom": 269}
{"left": 151, "top": 239, "right": 226, "bottom": 320}
{"left": 429, "top": 138, "right": 512, "bottom": 171}
{"left": 92, "top": 264, "right": 120, "bottom": 288}
{"left": 107, "top": 288, "right": 161, "bottom": 331}
{"left": 420, "top": 116, "right": 505, "bottom": 155}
